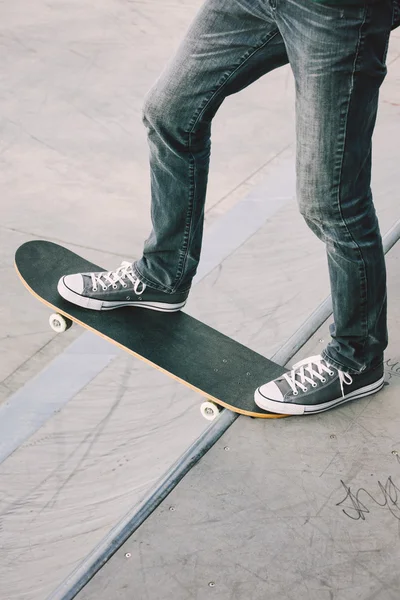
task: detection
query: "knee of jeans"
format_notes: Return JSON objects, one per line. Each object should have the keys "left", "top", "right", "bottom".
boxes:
{"left": 300, "top": 211, "right": 325, "bottom": 240}
{"left": 298, "top": 193, "right": 326, "bottom": 239}
{"left": 143, "top": 85, "right": 166, "bottom": 127}
{"left": 142, "top": 82, "right": 185, "bottom": 140}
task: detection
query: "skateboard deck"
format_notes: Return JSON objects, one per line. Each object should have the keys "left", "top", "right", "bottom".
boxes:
{"left": 15, "top": 241, "right": 288, "bottom": 419}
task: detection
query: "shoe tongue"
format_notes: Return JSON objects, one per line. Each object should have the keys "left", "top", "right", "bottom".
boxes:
{"left": 83, "top": 272, "right": 95, "bottom": 284}
{"left": 274, "top": 375, "right": 294, "bottom": 396}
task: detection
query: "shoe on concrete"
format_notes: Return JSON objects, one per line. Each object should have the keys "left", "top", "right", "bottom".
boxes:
{"left": 254, "top": 355, "right": 384, "bottom": 415}
{"left": 57, "top": 261, "right": 188, "bottom": 312}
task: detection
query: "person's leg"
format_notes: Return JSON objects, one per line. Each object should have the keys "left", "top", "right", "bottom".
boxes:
{"left": 255, "top": 0, "right": 392, "bottom": 415}
{"left": 289, "top": 0, "right": 391, "bottom": 375}
{"left": 135, "top": 0, "right": 288, "bottom": 294}
{"left": 58, "top": 0, "right": 290, "bottom": 311}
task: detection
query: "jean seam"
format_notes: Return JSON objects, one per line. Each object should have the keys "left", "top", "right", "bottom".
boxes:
{"left": 332, "top": 5, "right": 369, "bottom": 354}
{"left": 172, "top": 30, "right": 281, "bottom": 291}
{"left": 173, "top": 155, "right": 196, "bottom": 290}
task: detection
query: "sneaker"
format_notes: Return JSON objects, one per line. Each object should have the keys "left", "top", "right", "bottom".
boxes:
{"left": 57, "top": 261, "right": 188, "bottom": 312}
{"left": 254, "top": 355, "right": 384, "bottom": 415}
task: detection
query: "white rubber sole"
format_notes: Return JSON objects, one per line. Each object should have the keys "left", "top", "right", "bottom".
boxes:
{"left": 57, "top": 277, "right": 186, "bottom": 312}
{"left": 254, "top": 376, "right": 385, "bottom": 415}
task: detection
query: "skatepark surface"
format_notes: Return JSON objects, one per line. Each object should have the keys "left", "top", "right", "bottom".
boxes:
{"left": 1, "top": 2, "right": 400, "bottom": 599}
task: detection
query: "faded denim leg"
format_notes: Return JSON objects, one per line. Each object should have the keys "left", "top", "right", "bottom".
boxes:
{"left": 277, "top": 0, "right": 392, "bottom": 373}
{"left": 134, "top": 0, "right": 288, "bottom": 292}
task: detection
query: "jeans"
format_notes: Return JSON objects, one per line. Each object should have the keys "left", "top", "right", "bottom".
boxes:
{"left": 134, "top": 0, "right": 393, "bottom": 375}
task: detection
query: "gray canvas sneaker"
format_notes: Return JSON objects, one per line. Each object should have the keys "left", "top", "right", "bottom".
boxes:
{"left": 57, "top": 261, "right": 188, "bottom": 312}
{"left": 254, "top": 355, "right": 384, "bottom": 415}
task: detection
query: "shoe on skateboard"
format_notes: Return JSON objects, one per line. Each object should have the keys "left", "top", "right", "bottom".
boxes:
{"left": 254, "top": 355, "right": 384, "bottom": 415}
{"left": 58, "top": 261, "right": 189, "bottom": 312}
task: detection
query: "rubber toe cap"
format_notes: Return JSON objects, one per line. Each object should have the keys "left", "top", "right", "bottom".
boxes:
{"left": 257, "top": 381, "right": 284, "bottom": 402}
{"left": 58, "top": 273, "right": 84, "bottom": 295}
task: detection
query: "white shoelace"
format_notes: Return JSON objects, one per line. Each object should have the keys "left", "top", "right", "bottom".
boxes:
{"left": 90, "top": 262, "right": 146, "bottom": 295}
{"left": 284, "top": 355, "right": 353, "bottom": 398}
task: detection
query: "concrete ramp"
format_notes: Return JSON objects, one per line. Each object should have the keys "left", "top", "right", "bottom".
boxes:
{"left": 75, "top": 246, "right": 400, "bottom": 600}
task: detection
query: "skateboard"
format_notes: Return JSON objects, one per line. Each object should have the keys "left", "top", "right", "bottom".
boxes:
{"left": 15, "top": 241, "right": 288, "bottom": 420}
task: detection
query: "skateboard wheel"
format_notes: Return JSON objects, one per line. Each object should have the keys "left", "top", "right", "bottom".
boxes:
{"left": 49, "top": 313, "right": 72, "bottom": 333}
{"left": 200, "top": 401, "right": 221, "bottom": 421}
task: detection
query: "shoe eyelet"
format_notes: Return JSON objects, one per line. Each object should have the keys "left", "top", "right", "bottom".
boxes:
{"left": 93, "top": 286, "right": 97, "bottom": 292}
{"left": 102, "top": 286, "right": 107, "bottom": 292}
{"left": 293, "top": 391, "right": 298, "bottom": 396}
{"left": 312, "top": 382, "right": 317, "bottom": 388}
{"left": 321, "top": 377, "right": 326, "bottom": 383}
{"left": 329, "top": 371, "right": 335, "bottom": 376}
{"left": 112, "top": 284, "right": 118, "bottom": 290}
{"left": 122, "top": 284, "right": 127, "bottom": 288}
